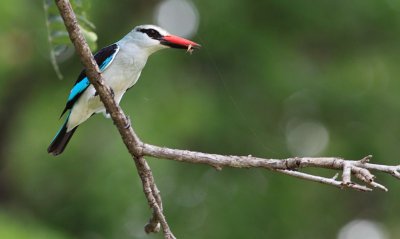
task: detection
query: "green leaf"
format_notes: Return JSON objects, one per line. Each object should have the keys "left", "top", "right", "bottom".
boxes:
{"left": 44, "top": 0, "right": 98, "bottom": 79}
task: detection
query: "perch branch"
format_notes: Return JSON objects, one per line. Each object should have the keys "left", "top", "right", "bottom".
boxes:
{"left": 141, "top": 145, "right": 400, "bottom": 192}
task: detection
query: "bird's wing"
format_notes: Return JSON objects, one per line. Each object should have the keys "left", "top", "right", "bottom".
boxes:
{"left": 60, "top": 43, "right": 120, "bottom": 117}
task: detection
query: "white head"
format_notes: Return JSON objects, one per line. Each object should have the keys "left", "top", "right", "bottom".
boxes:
{"left": 122, "top": 24, "right": 200, "bottom": 54}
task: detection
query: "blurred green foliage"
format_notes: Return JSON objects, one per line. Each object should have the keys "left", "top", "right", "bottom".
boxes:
{"left": 1, "top": 0, "right": 400, "bottom": 238}
{"left": 44, "top": 0, "right": 97, "bottom": 79}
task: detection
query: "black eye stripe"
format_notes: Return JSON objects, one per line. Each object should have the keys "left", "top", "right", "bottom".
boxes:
{"left": 137, "top": 28, "right": 162, "bottom": 39}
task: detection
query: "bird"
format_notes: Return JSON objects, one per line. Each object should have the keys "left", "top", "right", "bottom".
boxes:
{"left": 48, "top": 24, "right": 200, "bottom": 156}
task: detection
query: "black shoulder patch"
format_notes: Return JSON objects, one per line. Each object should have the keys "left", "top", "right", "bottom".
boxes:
{"left": 93, "top": 43, "right": 119, "bottom": 69}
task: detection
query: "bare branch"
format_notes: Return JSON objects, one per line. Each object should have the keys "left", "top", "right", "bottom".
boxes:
{"left": 277, "top": 169, "right": 372, "bottom": 192}
{"left": 342, "top": 162, "right": 352, "bottom": 185}
{"left": 141, "top": 143, "right": 400, "bottom": 192}
{"left": 135, "top": 157, "right": 174, "bottom": 238}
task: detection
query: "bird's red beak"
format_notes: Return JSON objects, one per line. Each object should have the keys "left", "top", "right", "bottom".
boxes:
{"left": 160, "top": 35, "right": 201, "bottom": 50}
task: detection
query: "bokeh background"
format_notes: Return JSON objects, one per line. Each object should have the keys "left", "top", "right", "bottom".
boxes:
{"left": 1, "top": 0, "right": 400, "bottom": 238}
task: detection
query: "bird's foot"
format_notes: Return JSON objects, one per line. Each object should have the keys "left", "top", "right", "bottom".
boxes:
{"left": 103, "top": 111, "right": 111, "bottom": 119}
{"left": 125, "top": 116, "right": 132, "bottom": 129}
{"left": 110, "top": 88, "right": 115, "bottom": 98}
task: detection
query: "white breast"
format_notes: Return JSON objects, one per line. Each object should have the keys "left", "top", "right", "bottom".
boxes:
{"left": 67, "top": 42, "right": 149, "bottom": 131}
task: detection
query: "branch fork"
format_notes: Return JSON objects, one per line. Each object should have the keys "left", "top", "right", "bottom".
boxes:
{"left": 276, "top": 155, "right": 396, "bottom": 192}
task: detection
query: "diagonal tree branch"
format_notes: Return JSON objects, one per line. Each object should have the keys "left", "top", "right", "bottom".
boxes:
{"left": 54, "top": 1, "right": 174, "bottom": 238}
{"left": 54, "top": 0, "right": 400, "bottom": 238}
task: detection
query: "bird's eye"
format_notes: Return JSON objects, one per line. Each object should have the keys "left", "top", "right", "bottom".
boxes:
{"left": 147, "top": 29, "right": 161, "bottom": 39}
{"left": 139, "top": 28, "right": 161, "bottom": 39}
{"left": 137, "top": 28, "right": 162, "bottom": 39}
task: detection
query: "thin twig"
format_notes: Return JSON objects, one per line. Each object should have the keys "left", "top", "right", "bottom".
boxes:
{"left": 135, "top": 157, "right": 174, "bottom": 238}
{"left": 276, "top": 169, "right": 372, "bottom": 192}
{"left": 145, "top": 172, "right": 164, "bottom": 233}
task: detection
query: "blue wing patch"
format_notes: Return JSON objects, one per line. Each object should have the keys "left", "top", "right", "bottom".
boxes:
{"left": 59, "top": 43, "right": 120, "bottom": 117}
{"left": 67, "top": 77, "right": 90, "bottom": 102}
{"left": 99, "top": 55, "right": 115, "bottom": 70}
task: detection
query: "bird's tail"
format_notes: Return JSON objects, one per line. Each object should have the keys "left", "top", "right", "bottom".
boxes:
{"left": 47, "top": 114, "right": 78, "bottom": 156}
